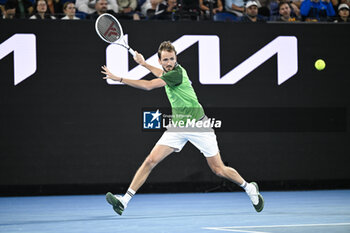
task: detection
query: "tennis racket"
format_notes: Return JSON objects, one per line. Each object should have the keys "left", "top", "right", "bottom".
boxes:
{"left": 95, "top": 13, "right": 136, "bottom": 57}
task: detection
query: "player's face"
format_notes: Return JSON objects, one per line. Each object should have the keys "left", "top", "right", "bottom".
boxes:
{"left": 159, "top": 50, "right": 177, "bottom": 72}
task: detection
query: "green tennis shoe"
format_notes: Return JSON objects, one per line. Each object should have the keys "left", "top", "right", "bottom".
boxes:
{"left": 106, "top": 192, "right": 126, "bottom": 215}
{"left": 250, "top": 182, "right": 264, "bottom": 213}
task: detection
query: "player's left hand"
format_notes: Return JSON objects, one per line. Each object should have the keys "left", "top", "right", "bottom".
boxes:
{"left": 101, "top": 65, "right": 121, "bottom": 81}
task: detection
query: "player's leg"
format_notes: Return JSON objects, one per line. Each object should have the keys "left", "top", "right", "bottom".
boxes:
{"left": 129, "top": 145, "right": 175, "bottom": 192}
{"left": 187, "top": 132, "right": 244, "bottom": 183}
{"left": 206, "top": 153, "right": 264, "bottom": 212}
{"left": 106, "top": 131, "right": 187, "bottom": 215}
{"left": 188, "top": 132, "right": 264, "bottom": 212}
{"left": 206, "top": 152, "right": 244, "bottom": 185}
{"left": 106, "top": 145, "right": 175, "bottom": 215}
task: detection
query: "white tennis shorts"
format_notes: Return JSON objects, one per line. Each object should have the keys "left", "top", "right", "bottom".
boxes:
{"left": 156, "top": 131, "right": 219, "bottom": 157}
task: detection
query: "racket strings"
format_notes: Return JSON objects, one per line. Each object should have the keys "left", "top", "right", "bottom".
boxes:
{"left": 97, "top": 15, "right": 121, "bottom": 43}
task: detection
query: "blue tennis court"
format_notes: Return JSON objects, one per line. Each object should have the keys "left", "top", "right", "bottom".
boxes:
{"left": 1, "top": 190, "right": 349, "bottom": 233}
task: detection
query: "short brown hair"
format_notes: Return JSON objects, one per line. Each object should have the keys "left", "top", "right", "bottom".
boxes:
{"left": 63, "top": 1, "right": 75, "bottom": 10}
{"left": 158, "top": 41, "right": 177, "bottom": 59}
{"left": 278, "top": 1, "right": 290, "bottom": 11}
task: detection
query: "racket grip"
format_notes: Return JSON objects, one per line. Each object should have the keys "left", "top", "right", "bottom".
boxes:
{"left": 128, "top": 48, "right": 136, "bottom": 57}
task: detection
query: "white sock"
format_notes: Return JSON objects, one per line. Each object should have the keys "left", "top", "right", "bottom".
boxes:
{"left": 122, "top": 188, "right": 136, "bottom": 205}
{"left": 240, "top": 181, "right": 259, "bottom": 205}
{"left": 240, "top": 181, "right": 255, "bottom": 194}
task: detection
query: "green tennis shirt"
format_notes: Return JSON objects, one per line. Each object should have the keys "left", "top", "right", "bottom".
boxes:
{"left": 160, "top": 64, "right": 204, "bottom": 122}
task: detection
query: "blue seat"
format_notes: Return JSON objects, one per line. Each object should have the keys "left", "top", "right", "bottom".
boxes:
{"left": 75, "top": 10, "right": 88, "bottom": 19}
{"left": 214, "top": 12, "right": 238, "bottom": 21}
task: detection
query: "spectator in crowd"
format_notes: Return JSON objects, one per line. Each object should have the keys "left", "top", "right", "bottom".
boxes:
{"left": 140, "top": 0, "right": 162, "bottom": 18}
{"left": 199, "top": 0, "right": 223, "bottom": 19}
{"left": 137, "top": 0, "right": 146, "bottom": 9}
{"left": 269, "top": 0, "right": 280, "bottom": 18}
{"left": 30, "top": 0, "right": 56, "bottom": 19}
{"left": 1, "top": 0, "right": 7, "bottom": 17}
{"left": 269, "top": 0, "right": 300, "bottom": 20}
{"left": 76, "top": 0, "right": 96, "bottom": 14}
{"left": 257, "top": 0, "right": 271, "bottom": 18}
{"left": 327, "top": 0, "right": 339, "bottom": 12}
{"left": 76, "top": 0, "right": 118, "bottom": 14}
{"left": 2, "top": 0, "right": 16, "bottom": 18}
{"left": 239, "top": 0, "right": 266, "bottom": 22}
{"left": 180, "top": 0, "right": 201, "bottom": 20}
{"left": 88, "top": 0, "right": 115, "bottom": 19}
{"left": 225, "top": 0, "right": 246, "bottom": 16}
{"left": 289, "top": 0, "right": 301, "bottom": 16}
{"left": 152, "top": 0, "right": 179, "bottom": 20}
{"left": 338, "top": 0, "right": 350, "bottom": 13}
{"left": 116, "top": 0, "right": 140, "bottom": 19}
{"left": 46, "top": 0, "right": 62, "bottom": 17}
{"left": 61, "top": 1, "right": 80, "bottom": 19}
{"left": 333, "top": 3, "right": 350, "bottom": 21}
{"left": 339, "top": 0, "right": 350, "bottom": 6}
{"left": 274, "top": 1, "right": 299, "bottom": 21}
{"left": 300, "top": 0, "right": 335, "bottom": 21}
{"left": 5, "top": 0, "right": 34, "bottom": 18}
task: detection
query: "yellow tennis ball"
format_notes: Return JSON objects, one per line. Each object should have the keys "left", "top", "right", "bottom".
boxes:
{"left": 315, "top": 59, "right": 326, "bottom": 71}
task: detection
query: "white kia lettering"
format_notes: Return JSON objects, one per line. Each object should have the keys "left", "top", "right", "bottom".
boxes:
{"left": 106, "top": 35, "right": 298, "bottom": 85}
{"left": 0, "top": 34, "right": 37, "bottom": 85}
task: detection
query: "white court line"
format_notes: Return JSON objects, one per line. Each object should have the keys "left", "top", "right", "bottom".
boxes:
{"left": 203, "top": 222, "right": 350, "bottom": 232}
{"left": 204, "top": 228, "right": 268, "bottom": 233}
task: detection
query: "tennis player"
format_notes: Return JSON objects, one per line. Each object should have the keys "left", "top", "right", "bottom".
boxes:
{"left": 101, "top": 41, "right": 264, "bottom": 215}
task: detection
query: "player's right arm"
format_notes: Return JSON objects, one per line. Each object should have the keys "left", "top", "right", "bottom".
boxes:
{"left": 134, "top": 51, "right": 164, "bottom": 78}
{"left": 101, "top": 65, "right": 166, "bottom": 91}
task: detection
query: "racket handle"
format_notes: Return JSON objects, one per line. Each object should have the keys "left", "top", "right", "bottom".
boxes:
{"left": 128, "top": 48, "right": 136, "bottom": 57}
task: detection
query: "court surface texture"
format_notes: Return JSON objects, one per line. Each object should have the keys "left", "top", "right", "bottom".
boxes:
{"left": 1, "top": 190, "right": 349, "bottom": 233}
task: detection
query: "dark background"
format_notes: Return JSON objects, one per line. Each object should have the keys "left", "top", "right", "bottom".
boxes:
{"left": 1, "top": 20, "right": 349, "bottom": 195}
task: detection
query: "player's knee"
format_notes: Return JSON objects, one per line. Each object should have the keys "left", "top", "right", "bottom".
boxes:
{"left": 144, "top": 155, "right": 159, "bottom": 169}
{"left": 211, "top": 166, "right": 225, "bottom": 177}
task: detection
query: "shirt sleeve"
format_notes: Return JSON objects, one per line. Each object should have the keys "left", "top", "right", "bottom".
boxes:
{"left": 300, "top": 0, "right": 311, "bottom": 16}
{"left": 326, "top": 2, "right": 335, "bottom": 16}
{"left": 160, "top": 67, "right": 183, "bottom": 87}
{"left": 129, "top": 0, "right": 138, "bottom": 10}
